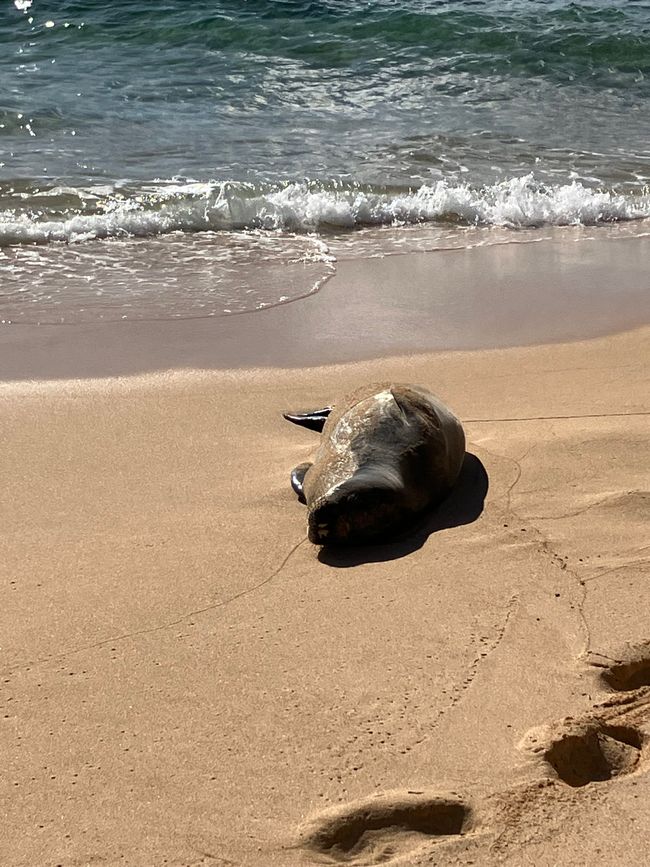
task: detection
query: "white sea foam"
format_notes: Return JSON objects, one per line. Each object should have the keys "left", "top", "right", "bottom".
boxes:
{"left": 0, "top": 230, "right": 336, "bottom": 323}
{"left": 1, "top": 175, "right": 649, "bottom": 246}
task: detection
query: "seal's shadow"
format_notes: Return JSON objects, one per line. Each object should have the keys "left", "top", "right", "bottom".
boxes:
{"left": 317, "top": 452, "right": 489, "bottom": 567}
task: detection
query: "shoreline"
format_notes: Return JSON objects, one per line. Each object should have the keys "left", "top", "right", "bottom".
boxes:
{"left": 2, "top": 232, "right": 650, "bottom": 381}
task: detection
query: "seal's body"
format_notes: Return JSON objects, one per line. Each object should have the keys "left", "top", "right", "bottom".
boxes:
{"left": 284, "top": 383, "right": 465, "bottom": 545}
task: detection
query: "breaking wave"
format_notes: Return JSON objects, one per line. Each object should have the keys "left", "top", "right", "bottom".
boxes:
{"left": 1, "top": 174, "right": 649, "bottom": 246}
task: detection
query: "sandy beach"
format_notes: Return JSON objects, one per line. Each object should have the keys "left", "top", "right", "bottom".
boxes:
{"left": 2, "top": 241, "right": 650, "bottom": 866}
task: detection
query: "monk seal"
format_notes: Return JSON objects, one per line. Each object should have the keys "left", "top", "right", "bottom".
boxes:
{"left": 284, "top": 383, "right": 465, "bottom": 545}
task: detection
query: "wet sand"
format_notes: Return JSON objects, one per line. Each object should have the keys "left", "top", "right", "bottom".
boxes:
{"left": 2, "top": 232, "right": 650, "bottom": 380}
{"left": 1, "top": 241, "right": 649, "bottom": 866}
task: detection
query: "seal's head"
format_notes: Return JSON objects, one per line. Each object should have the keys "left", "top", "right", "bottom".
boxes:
{"left": 307, "top": 469, "right": 409, "bottom": 546}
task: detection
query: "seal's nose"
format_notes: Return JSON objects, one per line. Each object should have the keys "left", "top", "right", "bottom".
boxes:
{"left": 308, "top": 520, "right": 330, "bottom": 545}
{"left": 308, "top": 504, "right": 350, "bottom": 545}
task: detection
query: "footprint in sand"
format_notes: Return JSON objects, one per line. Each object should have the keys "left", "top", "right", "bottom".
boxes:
{"left": 591, "top": 642, "right": 650, "bottom": 692}
{"left": 520, "top": 647, "right": 650, "bottom": 789}
{"left": 298, "top": 790, "right": 473, "bottom": 865}
{"left": 521, "top": 715, "right": 647, "bottom": 789}
{"left": 540, "top": 722, "right": 644, "bottom": 787}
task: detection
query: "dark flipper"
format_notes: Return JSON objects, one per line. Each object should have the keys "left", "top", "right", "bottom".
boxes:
{"left": 290, "top": 462, "right": 312, "bottom": 504}
{"left": 282, "top": 407, "right": 332, "bottom": 433}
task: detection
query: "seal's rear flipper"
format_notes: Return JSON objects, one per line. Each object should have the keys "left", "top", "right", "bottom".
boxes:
{"left": 291, "top": 462, "right": 312, "bottom": 504}
{"left": 283, "top": 407, "right": 332, "bottom": 433}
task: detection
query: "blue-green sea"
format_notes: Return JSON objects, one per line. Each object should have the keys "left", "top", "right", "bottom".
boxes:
{"left": 1, "top": 0, "right": 649, "bottom": 322}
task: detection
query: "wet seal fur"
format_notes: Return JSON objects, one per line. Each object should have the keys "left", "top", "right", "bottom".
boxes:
{"left": 284, "top": 383, "right": 465, "bottom": 545}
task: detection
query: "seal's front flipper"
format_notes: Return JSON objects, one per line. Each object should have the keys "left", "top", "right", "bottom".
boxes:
{"left": 291, "top": 462, "right": 312, "bottom": 504}
{"left": 283, "top": 407, "right": 332, "bottom": 433}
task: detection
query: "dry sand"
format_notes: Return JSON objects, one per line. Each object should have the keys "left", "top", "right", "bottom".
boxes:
{"left": 1, "top": 246, "right": 650, "bottom": 865}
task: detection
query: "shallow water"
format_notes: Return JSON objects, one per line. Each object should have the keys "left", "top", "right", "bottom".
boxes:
{"left": 1, "top": 0, "right": 649, "bottom": 323}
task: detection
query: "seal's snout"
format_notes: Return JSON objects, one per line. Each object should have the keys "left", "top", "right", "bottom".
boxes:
{"left": 308, "top": 485, "right": 403, "bottom": 546}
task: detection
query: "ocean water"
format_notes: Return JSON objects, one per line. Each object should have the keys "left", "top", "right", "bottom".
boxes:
{"left": 1, "top": 0, "right": 649, "bottom": 323}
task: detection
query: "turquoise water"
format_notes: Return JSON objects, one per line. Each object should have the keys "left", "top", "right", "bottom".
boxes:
{"left": 1, "top": 0, "right": 650, "bottom": 322}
